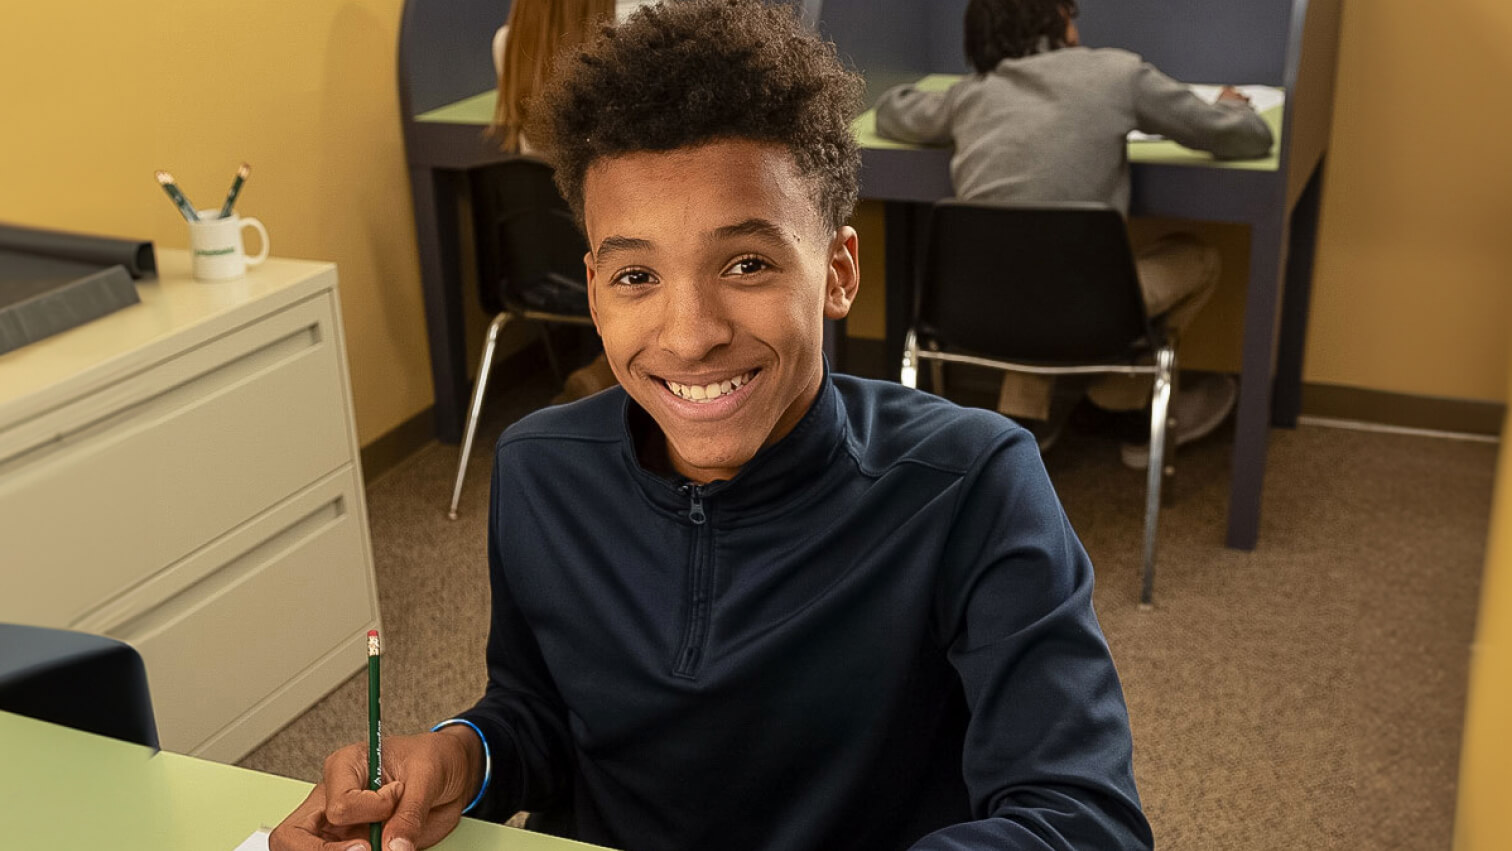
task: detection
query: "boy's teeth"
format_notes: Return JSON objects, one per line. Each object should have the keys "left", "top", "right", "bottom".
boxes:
{"left": 667, "top": 371, "right": 752, "bottom": 402}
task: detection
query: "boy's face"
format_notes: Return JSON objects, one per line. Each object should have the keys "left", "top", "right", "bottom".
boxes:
{"left": 581, "top": 139, "right": 859, "bottom": 484}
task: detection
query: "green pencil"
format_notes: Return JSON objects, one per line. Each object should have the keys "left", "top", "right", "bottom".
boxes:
{"left": 367, "top": 629, "right": 382, "bottom": 850}
{"left": 217, "top": 162, "right": 251, "bottom": 219}
{"left": 154, "top": 171, "right": 200, "bottom": 222}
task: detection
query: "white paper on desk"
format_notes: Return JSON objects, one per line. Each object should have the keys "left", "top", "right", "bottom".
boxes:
{"left": 1127, "top": 85, "right": 1285, "bottom": 141}
{"left": 232, "top": 828, "right": 271, "bottom": 851}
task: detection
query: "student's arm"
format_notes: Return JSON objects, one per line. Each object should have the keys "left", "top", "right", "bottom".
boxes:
{"left": 875, "top": 84, "right": 955, "bottom": 146}
{"left": 1131, "top": 62, "right": 1274, "bottom": 160}
{"left": 910, "top": 430, "right": 1154, "bottom": 851}
{"left": 452, "top": 445, "right": 577, "bottom": 823}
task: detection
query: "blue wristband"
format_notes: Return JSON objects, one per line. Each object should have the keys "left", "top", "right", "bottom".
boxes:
{"left": 431, "top": 718, "right": 491, "bottom": 814}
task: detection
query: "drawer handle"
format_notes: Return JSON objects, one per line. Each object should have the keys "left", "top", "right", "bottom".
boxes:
{"left": 1, "top": 319, "right": 322, "bottom": 472}
{"left": 103, "top": 496, "right": 346, "bottom": 643}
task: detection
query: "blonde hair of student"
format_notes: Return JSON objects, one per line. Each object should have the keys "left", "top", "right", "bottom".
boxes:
{"left": 494, "top": 0, "right": 615, "bottom": 153}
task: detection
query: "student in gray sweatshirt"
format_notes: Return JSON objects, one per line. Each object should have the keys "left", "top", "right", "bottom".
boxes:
{"left": 876, "top": 0, "right": 1274, "bottom": 466}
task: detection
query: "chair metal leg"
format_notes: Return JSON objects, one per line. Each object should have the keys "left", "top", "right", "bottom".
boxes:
{"left": 901, "top": 329, "right": 920, "bottom": 388}
{"left": 1140, "top": 346, "right": 1176, "bottom": 608}
{"left": 927, "top": 341, "right": 945, "bottom": 396}
{"left": 1162, "top": 365, "right": 1179, "bottom": 507}
{"left": 448, "top": 313, "right": 511, "bottom": 520}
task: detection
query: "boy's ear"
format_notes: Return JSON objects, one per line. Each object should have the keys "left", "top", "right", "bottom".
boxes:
{"left": 584, "top": 251, "right": 601, "bottom": 328}
{"left": 823, "top": 226, "right": 860, "bottom": 320}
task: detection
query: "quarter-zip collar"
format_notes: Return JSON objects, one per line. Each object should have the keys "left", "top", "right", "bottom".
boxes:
{"left": 621, "top": 363, "right": 849, "bottom": 521}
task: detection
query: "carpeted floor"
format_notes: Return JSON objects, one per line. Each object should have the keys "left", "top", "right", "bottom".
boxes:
{"left": 240, "top": 371, "right": 1497, "bottom": 850}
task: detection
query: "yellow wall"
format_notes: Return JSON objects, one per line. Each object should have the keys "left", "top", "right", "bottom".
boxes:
{"left": 1304, "top": 0, "right": 1512, "bottom": 403}
{"left": 0, "top": 0, "right": 434, "bottom": 446}
{"left": 1455, "top": 347, "right": 1512, "bottom": 849}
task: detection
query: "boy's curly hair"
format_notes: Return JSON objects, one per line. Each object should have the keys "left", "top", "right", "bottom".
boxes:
{"left": 528, "top": 0, "right": 864, "bottom": 232}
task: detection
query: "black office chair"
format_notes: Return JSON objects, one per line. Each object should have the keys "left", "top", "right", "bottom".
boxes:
{"left": 900, "top": 200, "right": 1176, "bottom": 606}
{"left": 448, "top": 156, "right": 597, "bottom": 519}
{"left": 0, "top": 623, "right": 159, "bottom": 748}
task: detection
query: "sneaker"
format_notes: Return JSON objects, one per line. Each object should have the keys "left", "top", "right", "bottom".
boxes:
{"left": 1120, "top": 374, "right": 1239, "bottom": 469}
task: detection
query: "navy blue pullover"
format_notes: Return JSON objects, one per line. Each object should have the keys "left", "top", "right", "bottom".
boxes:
{"left": 459, "top": 372, "right": 1152, "bottom": 850}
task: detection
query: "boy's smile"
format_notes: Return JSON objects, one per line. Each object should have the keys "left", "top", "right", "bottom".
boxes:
{"left": 581, "top": 139, "right": 859, "bottom": 484}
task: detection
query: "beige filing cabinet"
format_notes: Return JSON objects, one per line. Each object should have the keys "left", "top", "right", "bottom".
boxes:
{"left": 0, "top": 250, "right": 380, "bottom": 762}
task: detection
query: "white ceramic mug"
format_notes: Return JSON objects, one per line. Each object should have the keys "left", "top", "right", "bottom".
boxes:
{"left": 188, "top": 210, "right": 269, "bottom": 281}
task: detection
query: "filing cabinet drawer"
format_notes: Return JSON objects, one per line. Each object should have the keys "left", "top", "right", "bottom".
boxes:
{"left": 0, "top": 295, "right": 352, "bottom": 627}
{"left": 90, "top": 467, "right": 374, "bottom": 754}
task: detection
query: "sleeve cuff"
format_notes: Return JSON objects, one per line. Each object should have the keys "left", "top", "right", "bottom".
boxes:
{"left": 431, "top": 718, "right": 492, "bottom": 814}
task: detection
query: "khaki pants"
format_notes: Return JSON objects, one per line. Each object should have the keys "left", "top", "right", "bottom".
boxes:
{"left": 996, "top": 232, "right": 1220, "bottom": 420}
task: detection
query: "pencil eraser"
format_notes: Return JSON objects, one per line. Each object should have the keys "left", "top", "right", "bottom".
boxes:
{"left": 368, "top": 629, "right": 379, "bottom": 637}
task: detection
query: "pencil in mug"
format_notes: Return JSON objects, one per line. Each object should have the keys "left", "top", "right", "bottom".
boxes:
{"left": 368, "top": 629, "right": 383, "bottom": 850}
{"left": 154, "top": 171, "right": 200, "bottom": 222}
{"left": 217, "top": 162, "right": 251, "bottom": 219}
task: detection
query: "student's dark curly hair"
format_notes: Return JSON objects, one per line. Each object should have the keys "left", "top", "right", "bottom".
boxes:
{"left": 964, "top": 0, "right": 1079, "bottom": 72}
{"left": 528, "top": 0, "right": 864, "bottom": 232}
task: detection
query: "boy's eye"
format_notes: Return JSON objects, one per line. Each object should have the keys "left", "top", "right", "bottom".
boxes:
{"left": 726, "top": 257, "right": 769, "bottom": 276}
{"left": 612, "top": 269, "right": 655, "bottom": 287}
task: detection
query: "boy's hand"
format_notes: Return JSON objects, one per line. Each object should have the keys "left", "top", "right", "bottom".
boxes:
{"left": 269, "top": 729, "right": 484, "bottom": 851}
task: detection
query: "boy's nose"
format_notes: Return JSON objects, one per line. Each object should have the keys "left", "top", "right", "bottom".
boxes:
{"left": 657, "top": 283, "right": 734, "bottom": 361}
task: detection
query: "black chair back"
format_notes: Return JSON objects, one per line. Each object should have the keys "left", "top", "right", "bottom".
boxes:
{"left": 918, "top": 200, "right": 1155, "bottom": 364}
{"left": 470, "top": 157, "right": 591, "bottom": 317}
{"left": 0, "top": 623, "right": 158, "bottom": 748}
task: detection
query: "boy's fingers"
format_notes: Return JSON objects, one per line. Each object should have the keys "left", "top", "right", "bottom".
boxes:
{"left": 380, "top": 781, "right": 407, "bottom": 806}
{"left": 269, "top": 785, "right": 373, "bottom": 851}
{"left": 383, "top": 776, "right": 441, "bottom": 850}
{"left": 325, "top": 782, "right": 404, "bottom": 827}
{"left": 320, "top": 744, "right": 370, "bottom": 798}
{"left": 268, "top": 790, "right": 331, "bottom": 850}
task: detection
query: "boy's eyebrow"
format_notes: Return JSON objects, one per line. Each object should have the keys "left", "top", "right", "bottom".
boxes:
{"left": 708, "top": 218, "right": 793, "bottom": 246}
{"left": 593, "top": 235, "right": 654, "bottom": 262}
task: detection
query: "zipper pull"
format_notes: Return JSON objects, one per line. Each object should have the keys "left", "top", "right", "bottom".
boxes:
{"left": 684, "top": 484, "right": 707, "bottom": 525}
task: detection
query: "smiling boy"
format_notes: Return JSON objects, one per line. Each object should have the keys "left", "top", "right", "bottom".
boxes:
{"left": 582, "top": 141, "right": 857, "bottom": 483}
{"left": 270, "top": 2, "right": 1151, "bottom": 850}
